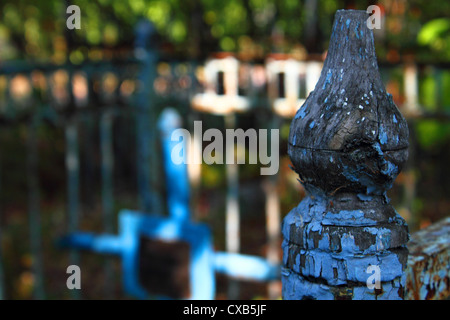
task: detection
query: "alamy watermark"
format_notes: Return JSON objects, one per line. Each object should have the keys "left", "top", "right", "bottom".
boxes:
{"left": 66, "top": 265, "right": 81, "bottom": 290}
{"left": 366, "top": 264, "right": 381, "bottom": 290}
{"left": 66, "top": 5, "right": 81, "bottom": 30}
{"left": 366, "top": 5, "right": 381, "bottom": 30}
{"left": 170, "top": 121, "right": 279, "bottom": 176}
{"left": 64, "top": 4, "right": 379, "bottom": 32}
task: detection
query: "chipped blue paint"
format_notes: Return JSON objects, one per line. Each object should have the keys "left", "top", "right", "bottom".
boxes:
{"left": 363, "top": 226, "right": 393, "bottom": 252}
{"left": 295, "top": 103, "right": 308, "bottom": 119}
{"left": 283, "top": 11, "right": 409, "bottom": 300}
{"left": 341, "top": 162, "right": 386, "bottom": 195}
{"left": 393, "top": 115, "right": 398, "bottom": 123}
{"left": 357, "top": 193, "right": 373, "bottom": 201}
{"left": 323, "top": 70, "right": 333, "bottom": 89}
{"left": 281, "top": 267, "right": 290, "bottom": 277}
{"left": 282, "top": 272, "right": 335, "bottom": 300}
{"left": 283, "top": 191, "right": 407, "bottom": 296}
{"left": 309, "top": 220, "right": 322, "bottom": 232}
{"left": 288, "top": 246, "right": 404, "bottom": 284}
{"left": 322, "top": 210, "right": 377, "bottom": 226}
{"left": 318, "top": 233, "right": 331, "bottom": 250}
{"left": 381, "top": 160, "right": 398, "bottom": 177}
{"left": 379, "top": 125, "right": 388, "bottom": 145}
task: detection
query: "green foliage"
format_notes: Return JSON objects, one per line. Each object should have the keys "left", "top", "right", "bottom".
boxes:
{"left": 419, "top": 72, "right": 437, "bottom": 111}
{"left": 418, "top": 18, "right": 450, "bottom": 60}
{"left": 442, "top": 71, "right": 450, "bottom": 108}
{"left": 416, "top": 120, "right": 450, "bottom": 149}
{"left": 419, "top": 69, "right": 450, "bottom": 111}
{"left": 0, "top": 1, "right": 449, "bottom": 62}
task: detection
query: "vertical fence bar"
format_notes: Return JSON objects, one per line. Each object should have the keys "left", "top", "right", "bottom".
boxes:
{"left": 404, "top": 62, "right": 419, "bottom": 114}
{"left": 27, "top": 114, "right": 45, "bottom": 300}
{"left": 402, "top": 123, "right": 418, "bottom": 230}
{"left": 65, "top": 116, "right": 80, "bottom": 299}
{"left": 159, "top": 108, "right": 190, "bottom": 222}
{"left": 187, "top": 112, "right": 202, "bottom": 221}
{"left": 134, "top": 20, "right": 161, "bottom": 214}
{"left": 100, "top": 109, "right": 114, "bottom": 298}
{"left": 264, "top": 116, "right": 282, "bottom": 299}
{"left": 81, "top": 112, "right": 95, "bottom": 212}
{"left": 186, "top": 62, "right": 202, "bottom": 221}
{"left": 224, "top": 113, "right": 240, "bottom": 299}
{"left": 402, "top": 63, "right": 419, "bottom": 229}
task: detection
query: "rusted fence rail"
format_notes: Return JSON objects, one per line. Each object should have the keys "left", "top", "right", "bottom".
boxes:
{"left": 406, "top": 217, "right": 450, "bottom": 300}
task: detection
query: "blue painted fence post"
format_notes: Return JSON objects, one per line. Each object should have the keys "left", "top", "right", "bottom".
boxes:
{"left": 282, "top": 10, "right": 410, "bottom": 300}
{"left": 134, "top": 20, "right": 162, "bottom": 214}
{"left": 158, "top": 108, "right": 190, "bottom": 222}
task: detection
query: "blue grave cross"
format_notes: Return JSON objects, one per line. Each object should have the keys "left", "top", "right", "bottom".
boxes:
{"left": 60, "top": 108, "right": 280, "bottom": 299}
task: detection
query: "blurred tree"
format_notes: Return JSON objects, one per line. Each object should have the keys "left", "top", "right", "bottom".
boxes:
{"left": 0, "top": 0, "right": 449, "bottom": 61}
{"left": 418, "top": 18, "right": 450, "bottom": 61}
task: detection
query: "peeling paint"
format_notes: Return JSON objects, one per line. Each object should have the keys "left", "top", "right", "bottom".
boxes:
{"left": 295, "top": 103, "right": 308, "bottom": 120}
{"left": 283, "top": 10, "right": 409, "bottom": 300}
{"left": 323, "top": 70, "right": 333, "bottom": 89}
{"left": 406, "top": 217, "right": 450, "bottom": 300}
{"left": 322, "top": 210, "right": 377, "bottom": 226}
{"left": 357, "top": 193, "right": 373, "bottom": 201}
{"left": 379, "top": 125, "right": 388, "bottom": 145}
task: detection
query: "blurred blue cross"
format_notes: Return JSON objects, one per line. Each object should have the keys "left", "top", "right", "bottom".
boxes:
{"left": 60, "top": 108, "right": 280, "bottom": 299}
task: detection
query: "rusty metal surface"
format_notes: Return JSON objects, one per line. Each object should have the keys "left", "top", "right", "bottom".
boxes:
{"left": 406, "top": 217, "right": 450, "bottom": 300}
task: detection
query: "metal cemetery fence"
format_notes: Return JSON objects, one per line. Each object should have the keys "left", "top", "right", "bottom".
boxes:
{"left": 0, "top": 21, "right": 171, "bottom": 299}
{"left": 0, "top": 17, "right": 449, "bottom": 299}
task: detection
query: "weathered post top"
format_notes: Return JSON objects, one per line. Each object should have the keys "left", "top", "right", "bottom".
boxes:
{"left": 289, "top": 9, "right": 409, "bottom": 196}
{"left": 282, "top": 10, "right": 410, "bottom": 300}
